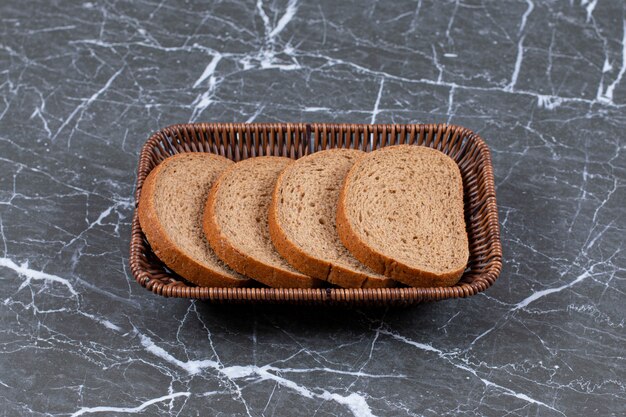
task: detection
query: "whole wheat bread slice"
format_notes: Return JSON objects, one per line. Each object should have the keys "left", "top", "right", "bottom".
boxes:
{"left": 204, "top": 157, "right": 325, "bottom": 288}
{"left": 269, "top": 149, "right": 397, "bottom": 288}
{"left": 138, "top": 153, "right": 252, "bottom": 287}
{"left": 337, "top": 145, "right": 469, "bottom": 287}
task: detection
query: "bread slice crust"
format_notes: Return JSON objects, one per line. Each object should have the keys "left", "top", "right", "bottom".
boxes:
{"left": 336, "top": 145, "right": 469, "bottom": 287}
{"left": 269, "top": 149, "right": 396, "bottom": 288}
{"left": 204, "top": 156, "right": 324, "bottom": 289}
{"left": 138, "top": 153, "right": 252, "bottom": 287}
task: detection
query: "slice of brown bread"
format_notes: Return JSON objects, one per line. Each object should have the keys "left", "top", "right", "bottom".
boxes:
{"left": 138, "top": 153, "right": 252, "bottom": 287}
{"left": 269, "top": 149, "right": 397, "bottom": 288}
{"left": 204, "top": 156, "right": 325, "bottom": 288}
{"left": 337, "top": 145, "right": 469, "bottom": 287}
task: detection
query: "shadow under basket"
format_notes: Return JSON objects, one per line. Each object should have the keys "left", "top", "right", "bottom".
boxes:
{"left": 130, "top": 123, "right": 502, "bottom": 306}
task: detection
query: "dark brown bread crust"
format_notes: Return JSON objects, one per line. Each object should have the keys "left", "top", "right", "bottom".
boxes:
{"left": 137, "top": 153, "right": 252, "bottom": 287}
{"left": 204, "top": 157, "right": 325, "bottom": 289}
{"left": 269, "top": 150, "right": 397, "bottom": 289}
{"left": 336, "top": 145, "right": 468, "bottom": 287}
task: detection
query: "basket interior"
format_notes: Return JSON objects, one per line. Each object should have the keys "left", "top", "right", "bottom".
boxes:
{"left": 130, "top": 123, "right": 502, "bottom": 305}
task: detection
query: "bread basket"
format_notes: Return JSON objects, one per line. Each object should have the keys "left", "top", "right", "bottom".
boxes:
{"left": 130, "top": 123, "right": 502, "bottom": 305}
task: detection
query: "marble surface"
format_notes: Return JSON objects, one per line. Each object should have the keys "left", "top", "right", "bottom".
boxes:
{"left": 1, "top": 0, "right": 625, "bottom": 415}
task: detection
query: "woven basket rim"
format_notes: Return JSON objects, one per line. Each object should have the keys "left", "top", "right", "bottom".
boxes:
{"left": 129, "top": 122, "right": 502, "bottom": 305}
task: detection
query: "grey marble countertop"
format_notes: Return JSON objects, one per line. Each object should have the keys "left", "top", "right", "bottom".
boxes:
{"left": 1, "top": 1, "right": 624, "bottom": 416}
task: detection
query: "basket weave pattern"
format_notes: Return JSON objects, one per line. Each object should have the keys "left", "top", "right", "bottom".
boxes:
{"left": 130, "top": 123, "right": 502, "bottom": 305}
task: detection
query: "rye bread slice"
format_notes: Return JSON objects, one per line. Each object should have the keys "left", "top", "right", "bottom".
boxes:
{"left": 269, "top": 149, "right": 397, "bottom": 288}
{"left": 204, "top": 157, "right": 325, "bottom": 288}
{"left": 337, "top": 145, "right": 469, "bottom": 287}
{"left": 138, "top": 153, "right": 252, "bottom": 287}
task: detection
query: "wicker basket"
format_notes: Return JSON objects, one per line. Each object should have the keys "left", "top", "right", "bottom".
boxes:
{"left": 129, "top": 123, "right": 502, "bottom": 305}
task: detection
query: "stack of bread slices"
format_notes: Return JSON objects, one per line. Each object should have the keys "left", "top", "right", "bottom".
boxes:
{"left": 138, "top": 145, "right": 469, "bottom": 289}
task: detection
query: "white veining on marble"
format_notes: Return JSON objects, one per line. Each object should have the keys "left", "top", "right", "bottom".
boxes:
{"left": 140, "top": 332, "right": 219, "bottom": 375}
{"left": 582, "top": 0, "right": 599, "bottom": 22}
{"left": 519, "top": 0, "right": 534, "bottom": 35}
{"left": 506, "top": 35, "right": 526, "bottom": 92}
{"left": 370, "top": 78, "right": 385, "bottom": 124}
{"left": 70, "top": 392, "right": 190, "bottom": 416}
{"left": 446, "top": 85, "right": 455, "bottom": 123}
{"left": 137, "top": 328, "right": 405, "bottom": 416}
{"left": 537, "top": 94, "right": 564, "bottom": 110}
{"left": 193, "top": 53, "right": 222, "bottom": 88}
{"left": 598, "top": 19, "right": 626, "bottom": 104}
{"left": 267, "top": 0, "right": 299, "bottom": 40}
{"left": 0, "top": 257, "right": 77, "bottom": 296}
{"left": 382, "top": 329, "right": 566, "bottom": 415}
{"left": 53, "top": 67, "right": 124, "bottom": 145}
{"left": 512, "top": 270, "right": 594, "bottom": 311}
